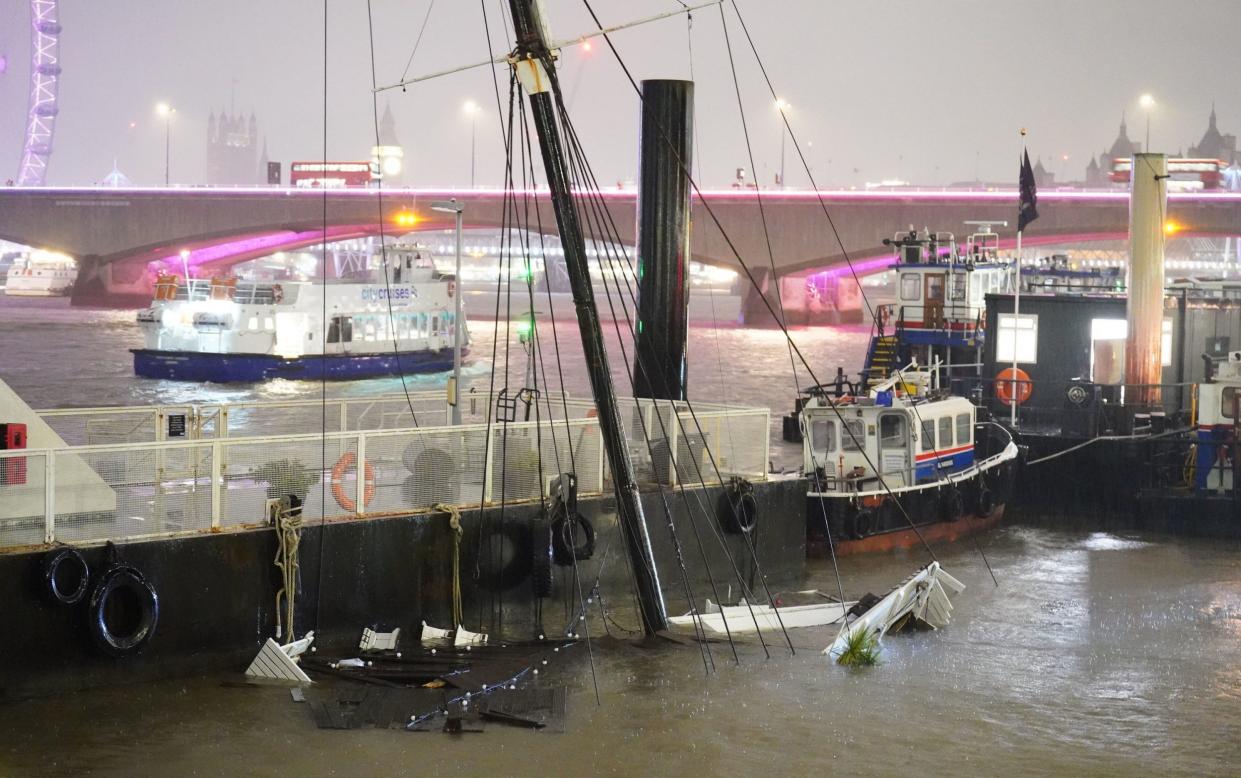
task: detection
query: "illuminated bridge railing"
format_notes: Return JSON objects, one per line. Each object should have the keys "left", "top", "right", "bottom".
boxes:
{"left": 0, "top": 403, "right": 769, "bottom": 549}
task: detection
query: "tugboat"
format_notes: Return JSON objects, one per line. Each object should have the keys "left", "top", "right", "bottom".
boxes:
{"left": 801, "top": 357, "right": 1019, "bottom": 555}
{"left": 132, "top": 244, "right": 467, "bottom": 382}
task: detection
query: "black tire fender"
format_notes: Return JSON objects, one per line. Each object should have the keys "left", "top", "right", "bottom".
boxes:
{"left": 88, "top": 565, "right": 159, "bottom": 658}
{"left": 43, "top": 547, "right": 90, "bottom": 606}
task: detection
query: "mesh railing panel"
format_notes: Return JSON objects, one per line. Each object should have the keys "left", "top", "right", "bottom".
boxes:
{"left": 0, "top": 452, "right": 48, "bottom": 547}
{"left": 53, "top": 444, "right": 214, "bottom": 543}
{"left": 10, "top": 397, "right": 766, "bottom": 550}
{"left": 222, "top": 438, "right": 333, "bottom": 527}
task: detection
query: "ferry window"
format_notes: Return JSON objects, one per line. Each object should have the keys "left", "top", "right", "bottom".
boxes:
{"left": 900, "top": 273, "right": 920, "bottom": 301}
{"left": 809, "top": 419, "right": 836, "bottom": 454}
{"left": 326, "top": 316, "right": 353, "bottom": 343}
{"left": 264, "top": 317, "right": 274, "bottom": 330}
{"left": 432, "top": 316, "right": 440, "bottom": 335}
{"left": 921, "top": 420, "right": 936, "bottom": 452}
{"left": 938, "top": 417, "right": 952, "bottom": 449}
{"left": 247, "top": 316, "right": 258, "bottom": 331}
{"left": 1223, "top": 387, "right": 1239, "bottom": 419}
{"left": 949, "top": 274, "right": 967, "bottom": 301}
{"left": 841, "top": 419, "right": 864, "bottom": 451}
{"left": 996, "top": 314, "right": 1038, "bottom": 363}
{"left": 955, "top": 413, "right": 971, "bottom": 445}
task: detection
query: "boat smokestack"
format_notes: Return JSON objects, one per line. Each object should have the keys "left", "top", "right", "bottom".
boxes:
{"left": 633, "top": 79, "right": 694, "bottom": 401}
{"left": 1125, "top": 152, "right": 1168, "bottom": 406}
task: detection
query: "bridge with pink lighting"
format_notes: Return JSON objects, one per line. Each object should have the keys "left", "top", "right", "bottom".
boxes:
{"left": 2, "top": 186, "right": 1240, "bottom": 310}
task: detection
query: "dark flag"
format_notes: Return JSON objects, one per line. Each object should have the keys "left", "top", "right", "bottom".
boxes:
{"left": 1018, "top": 149, "right": 1039, "bottom": 232}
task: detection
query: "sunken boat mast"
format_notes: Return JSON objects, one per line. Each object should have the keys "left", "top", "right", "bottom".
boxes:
{"left": 505, "top": 0, "right": 668, "bottom": 633}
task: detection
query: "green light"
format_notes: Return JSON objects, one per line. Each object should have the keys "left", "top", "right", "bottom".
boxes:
{"left": 516, "top": 317, "right": 533, "bottom": 343}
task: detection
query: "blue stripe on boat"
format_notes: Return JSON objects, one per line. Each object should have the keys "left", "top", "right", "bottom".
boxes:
{"left": 131, "top": 348, "right": 465, "bottom": 382}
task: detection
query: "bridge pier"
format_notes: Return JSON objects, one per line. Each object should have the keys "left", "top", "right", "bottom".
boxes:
{"left": 71, "top": 256, "right": 154, "bottom": 308}
{"left": 738, "top": 269, "right": 863, "bottom": 327}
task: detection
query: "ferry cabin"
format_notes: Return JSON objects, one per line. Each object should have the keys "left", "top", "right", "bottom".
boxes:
{"left": 802, "top": 393, "right": 977, "bottom": 490}
{"left": 139, "top": 277, "right": 460, "bottom": 359}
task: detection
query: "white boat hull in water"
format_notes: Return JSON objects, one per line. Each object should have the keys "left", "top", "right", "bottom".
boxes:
{"left": 824, "top": 561, "right": 964, "bottom": 658}
{"left": 669, "top": 600, "right": 857, "bottom": 636}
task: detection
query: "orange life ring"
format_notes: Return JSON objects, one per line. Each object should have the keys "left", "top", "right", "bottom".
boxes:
{"left": 330, "top": 452, "right": 376, "bottom": 512}
{"left": 271, "top": 284, "right": 284, "bottom": 303}
{"left": 995, "top": 367, "right": 1032, "bottom": 406}
{"left": 877, "top": 306, "right": 891, "bottom": 328}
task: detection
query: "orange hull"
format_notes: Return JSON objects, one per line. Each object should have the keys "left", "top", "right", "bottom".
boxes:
{"left": 812, "top": 505, "right": 1005, "bottom": 558}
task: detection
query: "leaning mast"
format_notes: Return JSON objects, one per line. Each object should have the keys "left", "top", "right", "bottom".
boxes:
{"left": 504, "top": 0, "right": 668, "bottom": 633}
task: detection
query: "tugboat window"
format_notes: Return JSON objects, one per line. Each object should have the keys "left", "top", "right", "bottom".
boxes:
{"left": 810, "top": 419, "right": 836, "bottom": 453}
{"left": 955, "top": 413, "right": 971, "bottom": 445}
{"left": 900, "top": 273, "right": 920, "bottom": 301}
{"left": 938, "top": 417, "right": 953, "bottom": 448}
{"left": 1223, "top": 387, "right": 1238, "bottom": 420}
{"left": 996, "top": 314, "right": 1038, "bottom": 363}
{"left": 842, "top": 419, "right": 865, "bottom": 451}
{"left": 921, "top": 420, "right": 936, "bottom": 452}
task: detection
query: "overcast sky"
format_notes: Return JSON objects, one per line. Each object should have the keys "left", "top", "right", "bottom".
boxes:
{"left": 3, "top": 0, "right": 1240, "bottom": 188}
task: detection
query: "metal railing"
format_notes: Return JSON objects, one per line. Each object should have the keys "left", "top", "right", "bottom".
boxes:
{"left": 3, "top": 398, "right": 769, "bottom": 549}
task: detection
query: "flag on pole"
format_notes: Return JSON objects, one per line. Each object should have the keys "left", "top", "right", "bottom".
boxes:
{"left": 1018, "top": 149, "right": 1039, "bottom": 231}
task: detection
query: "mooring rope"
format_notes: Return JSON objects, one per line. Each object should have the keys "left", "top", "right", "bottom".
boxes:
{"left": 435, "top": 503, "right": 464, "bottom": 628}
{"left": 1025, "top": 427, "right": 1185, "bottom": 466}
{"left": 274, "top": 505, "right": 304, "bottom": 643}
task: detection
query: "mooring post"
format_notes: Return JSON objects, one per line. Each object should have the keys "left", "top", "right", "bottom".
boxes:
{"left": 633, "top": 79, "right": 694, "bottom": 402}
{"left": 1126, "top": 152, "right": 1168, "bottom": 408}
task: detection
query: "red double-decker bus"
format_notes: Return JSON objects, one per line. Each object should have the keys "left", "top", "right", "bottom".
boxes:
{"left": 289, "top": 161, "right": 373, "bottom": 188}
{"left": 1111, "top": 158, "right": 1225, "bottom": 189}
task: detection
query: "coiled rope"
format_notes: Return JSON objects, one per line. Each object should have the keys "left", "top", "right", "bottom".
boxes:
{"left": 435, "top": 503, "right": 464, "bottom": 628}
{"left": 274, "top": 505, "right": 303, "bottom": 643}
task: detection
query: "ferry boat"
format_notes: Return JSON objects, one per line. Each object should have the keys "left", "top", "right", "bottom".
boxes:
{"left": 3, "top": 253, "right": 78, "bottom": 297}
{"left": 133, "top": 245, "right": 467, "bottom": 382}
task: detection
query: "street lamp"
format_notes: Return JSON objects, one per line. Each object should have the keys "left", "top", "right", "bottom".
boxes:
{"left": 156, "top": 102, "right": 175, "bottom": 186}
{"left": 774, "top": 98, "right": 791, "bottom": 188}
{"left": 1139, "top": 93, "right": 1156, "bottom": 151}
{"left": 463, "top": 101, "right": 481, "bottom": 188}
{"left": 431, "top": 199, "right": 465, "bottom": 425}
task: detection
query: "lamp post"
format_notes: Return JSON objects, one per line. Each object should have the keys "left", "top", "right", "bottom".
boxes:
{"left": 1139, "top": 93, "right": 1156, "bottom": 151}
{"left": 156, "top": 102, "right": 175, "bottom": 186}
{"left": 463, "top": 101, "right": 481, "bottom": 188}
{"left": 774, "top": 98, "right": 790, "bottom": 188}
{"left": 431, "top": 200, "right": 465, "bottom": 425}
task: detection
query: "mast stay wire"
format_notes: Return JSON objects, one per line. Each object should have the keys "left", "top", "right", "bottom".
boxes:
{"left": 550, "top": 78, "right": 794, "bottom": 655}
{"left": 547, "top": 68, "right": 801, "bottom": 652}
{"left": 513, "top": 105, "right": 605, "bottom": 699}
{"left": 578, "top": 0, "right": 939, "bottom": 568}
{"left": 365, "top": 0, "right": 423, "bottom": 430}
{"left": 551, "top": 83, "right": 793, "bottom": 659}
{"left": 555, "top": 107, "right": 727, "bottom": 669}
{"left": 718, "top": 1, "right": 1001, "bottom": 580}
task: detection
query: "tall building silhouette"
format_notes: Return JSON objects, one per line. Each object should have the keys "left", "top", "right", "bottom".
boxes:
{"left": 207, "top": 110, "right": 259, "bottom": 185}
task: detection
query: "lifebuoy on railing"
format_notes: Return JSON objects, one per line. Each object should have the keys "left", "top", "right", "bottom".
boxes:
{"left": 331, "top": 451, "right": 376, "bottom": 512}
{"left": 995, "top": 367, "right": 1032, "bottom": 406}
{"left": 271, "top": 284, "right": 284, "bottom": 304}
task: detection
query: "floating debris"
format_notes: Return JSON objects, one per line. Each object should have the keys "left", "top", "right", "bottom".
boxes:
{"left": 360, "top": 626, "right": 401, "bottom": 652}
{"left": 245, "top": 631, "right": 315, "bottom": 684}
{"left": 825, "top": 563, "right": 964, "bottom": 661}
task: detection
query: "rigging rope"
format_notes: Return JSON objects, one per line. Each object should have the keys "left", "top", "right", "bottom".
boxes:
{"left": 274, "top": 505, "right": 304, "bottom": 643}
